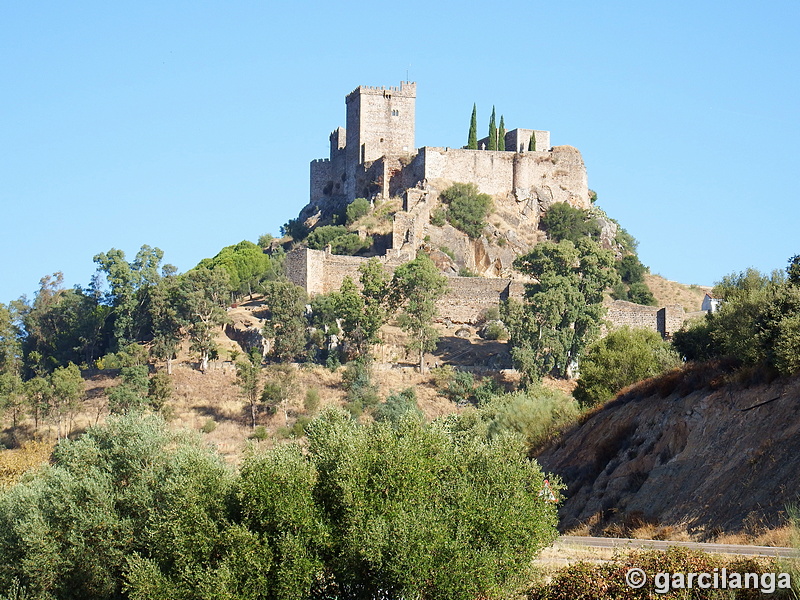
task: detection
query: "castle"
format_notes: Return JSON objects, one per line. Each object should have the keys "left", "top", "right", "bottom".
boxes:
{"left": 306, "top": 81, "right": 590, "bottom": 221}
{"left": 287, "top": 81, "right": 690, "bottom": 337}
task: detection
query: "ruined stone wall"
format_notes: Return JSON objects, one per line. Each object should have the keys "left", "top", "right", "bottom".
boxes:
{"left": 416, "top": 145, "right": 589, "bottom": 209}
{"left": 285, "top": 247, "right": 326, "bottom": 295}
{"left": 605, "top": 300, "right": 688, "bottom": 339}
{"left": 436, "top": 277, "right": 525, "bottom": 324}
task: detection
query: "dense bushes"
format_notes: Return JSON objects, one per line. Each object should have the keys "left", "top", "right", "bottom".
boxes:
{"left": 0, "top": 412, "right": 560, "bottom": 600}
{"left": 673, "top": 263, "right": 800, "bottom": 376}
{"left": 437, "top": 182, "right": 493, "bottom": 239}
{"left": 575, "top": 327, "right": 681, "bottom": 406}
{"left": 539, "top": 202, "right": 600, "bottom": 243}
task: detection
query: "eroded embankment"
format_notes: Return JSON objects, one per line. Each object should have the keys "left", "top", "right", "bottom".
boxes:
{"left": 536, "top": 369, "right": 800, "bottom": 538}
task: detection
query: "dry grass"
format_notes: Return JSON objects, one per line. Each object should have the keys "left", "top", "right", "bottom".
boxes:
{"left": 644, "top": 273, "right": 710, "bottom": 312}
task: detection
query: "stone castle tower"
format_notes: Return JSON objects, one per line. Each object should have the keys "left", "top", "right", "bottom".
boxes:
{"left": 311, "top": 82, "right": 417, "bottom": 208}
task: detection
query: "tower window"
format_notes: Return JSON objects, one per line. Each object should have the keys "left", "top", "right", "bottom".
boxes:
{"left": 392, "top": 109, "right": 399, "bottom": 117}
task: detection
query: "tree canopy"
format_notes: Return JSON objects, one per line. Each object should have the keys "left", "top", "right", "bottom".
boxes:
{"left": 503, "top": 238, "right": 620, "bottom": 382}
{"left": 0, "top": 411, "right": 561, "bottom": 600}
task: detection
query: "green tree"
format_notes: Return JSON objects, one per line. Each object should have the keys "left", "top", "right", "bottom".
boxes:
{"left": 18, "top": 274, "right": 110, "bottom": 374}
{"left": 574, "top": 327, "right": 681, "bottom": 406}
{"left": 306, "top": 225, "right": 348, "bottom": 250}
{"left": 261, "top": 281, "right": 308, "bottom": 363}
{"left": 788, "top": 254, "right": 800, "bottom": 285}
{"left": 498, "top": 114, "right": 506, "bottom": 151}
{"left": 107, "top": 364, "right": 150, "bottom": 414}
{"left": 504, "top": 238, "right": 620, "bottom": 382}
{"left": 439, "top": 182, "right": 493, "bottom": 239}
{"left": 261, "top": 364, "right": 296, "bottom": 426}
{"left": 182, "top": 266, "right": 230, "bottom": 373}
{"left": 23, "top": 375, "right": 51, "bottom": 431}
{"left": 49, "top": 362, "right": 84, "bottom": 439}
{"left": 306, "top": 409, "right": 559, "bottom": 599}
{"left": 393, "top": 254, "right": 448, "bottom": 372}
{"left": 487, "top": 106, "right": 497, "bottom": 150}
{"left": 236, "top": 358, "right": 263, "bottom": 429}
{"left": 93, "top": 245, "right": 165, "bottom": 348}
{"left": 528, "top": 131, "right": 536, "bottom": 151}
{"left": 0, "top": 303, "right": 22, "bottom": 376}
{"left": 148, "top": 273, "right": 185, "bottom": 375}
{"left": 196, "top": 240, "right": 282, "bottom": 298}
{"left": 0, "top": 372, "right": 25, "bottom": 432}
{"left": 627, "top": 281, "right": 657, "bottom": 306}
{"left": 0, "top": 413, "right": 243, "bottom": 600}
{"left": 329, "top": 232, "right": 371, "bottom": 256}
{"left": 467, "top": 103, "right": 478, "bottom": 149}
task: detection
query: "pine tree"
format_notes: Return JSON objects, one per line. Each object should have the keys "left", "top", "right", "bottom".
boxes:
{"left": 468, "top": 104, "right": 478, "bottom": 149}
{"left": 528, "top": 131, "right": 536, "bottom": 151}
{"left": 498, "top": 115, "right": 506, "bottom": 151}
{"left": 488, "top": 106, "right": 497, "bottom": 151}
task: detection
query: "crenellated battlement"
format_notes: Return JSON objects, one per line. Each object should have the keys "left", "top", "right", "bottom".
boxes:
{"left": 346, "top": 81, "right": 416, "bottom": 100}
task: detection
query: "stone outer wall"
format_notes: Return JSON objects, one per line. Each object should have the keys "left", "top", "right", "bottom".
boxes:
{"left": 416, "top": 145, "right": 589, "bottom": 209}
{"left": 436, "top": 277, "right": 525, "bottom": 324}
{"left": 285, "top": 248, "right": 526, "bottom": 324}
{"left": 605, "top": 300, "right": 687, "bottom": 339}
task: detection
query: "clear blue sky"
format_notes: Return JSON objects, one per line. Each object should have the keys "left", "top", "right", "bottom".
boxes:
{"left": 2, "top": 1, "right": 799, "bottom": 303}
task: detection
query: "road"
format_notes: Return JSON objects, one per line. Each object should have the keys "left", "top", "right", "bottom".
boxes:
{"left": 556, "top": 536, "right": 800, "bottom": 559}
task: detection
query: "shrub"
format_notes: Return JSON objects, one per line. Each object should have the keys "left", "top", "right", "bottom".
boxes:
{"left": 575, "top": 327, "right": 682, "bottom": 407}
{"left": 627, "top": 281, "right": 657, "bottom": 306}
{"left": 250, "top": 425, "right": 269, "bottom": 440}
{"left": 200, "top": 418, "right": 217, "bottom": 434}
{"left": 373, "top": 388, "right": 423, "bottom": 424}
{"left": 329, "top": 232, "right": 371, "bottom": 255}
{"left": 439, "top": 246, "right": 456, "bottom": 260}
{"left": 305, "top": 410, "right": 559, "bottom": 599}
{"left": 430, "top": 207, "right": 446, "bottom": 227}
{"left": 476, "top": 385, "right": 581, "bottom": 452}
{"left": 445, "top": 370, "right": 475, "bottom": 404}
{"left": 345, "top": 197, "right": 370, "bottom": 224}
{"left": 439, "top": 182, "right": 493, "bottom": 239}
{"left": 342, "top": 358, "right": 379, "bottom": 408}
{"left": 304, "top": 388, "right": 321, "bottom": 415}
{"left": 484, "top": 321, "right": 509, "bottom": 340}
{"left": 306, "top": 225, "right": 348, "bottom": 250}
{"left": 539, "top": 202, "right": 600, "bottom": 243}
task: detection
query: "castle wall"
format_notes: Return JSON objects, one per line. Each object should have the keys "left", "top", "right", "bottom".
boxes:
{"left": 605, "top": 300, "right": 687, "bottom": 339}
{"left": 437, "top": 277, "right": 525, "bottom": 324}
{"left": 285, "top": 247, "right": 326, "bottom": 295}
{"left": 417, "top": 145, "right": 590, "bottom": 209}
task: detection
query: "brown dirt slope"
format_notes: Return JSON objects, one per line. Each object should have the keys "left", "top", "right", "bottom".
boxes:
{"left": 536, "top": 370, "right": 800, "bottom": 540}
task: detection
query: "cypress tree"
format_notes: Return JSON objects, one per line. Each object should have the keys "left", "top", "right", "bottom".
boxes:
{"left": 488, "top": 106, "right": 497, "bottom": 151}
{"left": 468, "top": 104, "right": 478, "bottom": 149}
{"left": 528, "top": 131, "right": 536, "bottom": 151}
{"left": 498, "top": 115, "right": 506, "bottom": 151}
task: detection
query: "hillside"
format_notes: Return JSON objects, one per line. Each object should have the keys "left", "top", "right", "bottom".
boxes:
{"left": 536, "top": 367, "right": 800, "bottom": 541}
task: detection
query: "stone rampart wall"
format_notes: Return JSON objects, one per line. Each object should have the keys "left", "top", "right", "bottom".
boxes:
{"left": 605, "top": 300, "right": 688, "bottom": 338}
{"left": 417, "top": 145, "right": 589, "bottom": 208}
{"left": 436, "top": 276, "right": 525, "bottom": 324}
